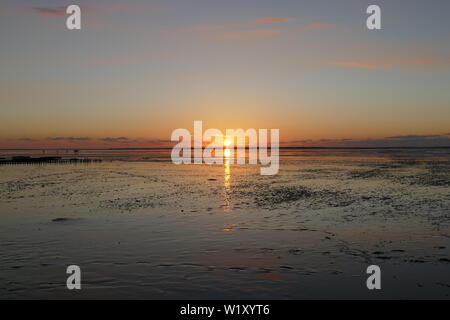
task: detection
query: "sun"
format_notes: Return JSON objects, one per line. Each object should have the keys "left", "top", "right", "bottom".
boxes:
{"left": 224, "top": 138, "right": 232, "bottom": 147}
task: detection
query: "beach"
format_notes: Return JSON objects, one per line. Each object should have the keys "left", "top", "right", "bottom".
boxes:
{"left": 0, "top": 148, "right": 449, "bottom": 299}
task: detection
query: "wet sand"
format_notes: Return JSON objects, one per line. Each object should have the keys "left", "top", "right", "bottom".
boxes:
{"left": 0, "top": 149, "right": 449, "bottom": 299}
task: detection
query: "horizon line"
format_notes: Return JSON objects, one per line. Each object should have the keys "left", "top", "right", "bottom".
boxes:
{"left": 1, "top": 146, "right": 449, "bottom": 151}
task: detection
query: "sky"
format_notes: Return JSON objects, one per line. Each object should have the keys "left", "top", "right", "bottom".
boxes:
{"left": 0, "top": 0, "right": 449, "bottom": 148}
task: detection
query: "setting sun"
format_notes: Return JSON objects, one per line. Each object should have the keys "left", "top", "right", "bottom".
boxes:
{"left": 1, "top": 0, "right": 449, "bottom": 302}
{"left": 224, "top": 139, "right": 232, "bottom": 147}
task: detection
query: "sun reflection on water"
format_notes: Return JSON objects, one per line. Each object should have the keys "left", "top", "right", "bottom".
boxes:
{"left": 223, "top": 150, "right": 232, "bottom": 211}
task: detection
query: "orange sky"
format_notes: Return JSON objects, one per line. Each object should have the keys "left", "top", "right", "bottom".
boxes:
{"left": 1, "top": 0, "right": 450, "bottom": 148}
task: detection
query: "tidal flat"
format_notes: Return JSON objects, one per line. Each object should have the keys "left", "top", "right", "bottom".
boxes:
{"left": 0, "top": 148, "right": 449, "bottom": 299}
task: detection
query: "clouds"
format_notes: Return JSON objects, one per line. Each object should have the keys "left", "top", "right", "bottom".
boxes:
{"left": 325, "top": 61, "right": 384, "bottom": 70}
{"left": 1, "top": 136, "right": 175, "bottom": 149}
{"left": 190, "top": 17, "right": 331, "bottom": 40}
{"left": 100, "top": 137, "right": 130, "bottom": 143}
{"left": 386, "top": 134, "right": 444, "bottom": 140}
{"left": 48, "top": 137, "right": 91, "bottom": 142}
{"left": 23, "top": 2, "right": 168, "bottom": 20}
{"left": 9, "top": 134, "right": 449, "bottom": 148}
{"left": 99, "top": 137, "right": 172, "bottom": 145}
{"left": 251, "top": 17, "right": 294, "bottom": 24}
{"left": 324, "top": 57, "right": 450, "bottom": 70}
{"left": 31, "top": 7, "right": 68, "bottom": 17}
{"left": 97, "top": 138, "right": 173, "bottom": 146}
{"left": 286, "top": 133, "right": 450, "bottom": 148}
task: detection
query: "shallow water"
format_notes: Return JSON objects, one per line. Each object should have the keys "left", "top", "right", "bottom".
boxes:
{"left": 0, "top": 149, "right": 449, "bottom": 299}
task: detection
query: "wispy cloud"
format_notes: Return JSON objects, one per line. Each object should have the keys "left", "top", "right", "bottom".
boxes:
{"left": 386, "top": 134, "right": 446, "bottom": 140}
{"left": 48, "top": 137, "right": 91, "bottom": 142}
{"left": 3, "top": 134, "right": 449, "bottom": 149}
{"left": 325, "top": 57, "right": 450, "bottom": 70}
{"left": 251, "top": 17, "right": 294, "bottom": 24}
{"left": 192, "top": 17, "right": 294, "bottom": 32}
{"left": 100, "top": 137, "right": 131, "bottom": 143}
{"left": 30, "top": 7, "right": 68, "bottom": 17}
{"left": 409, "top": 58, "right": 450, "bottom": 66}
{"left": 286, "top": 133, "right": 450, "bottom": 147}
{"left": 325, "top": 61, "right": 385, "bottom": 70}
{"left": 191, "top": 19, "right": 332, "bottom": 40}
{"left": 102, "top": 138, "right": 174, "bottom": 146}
